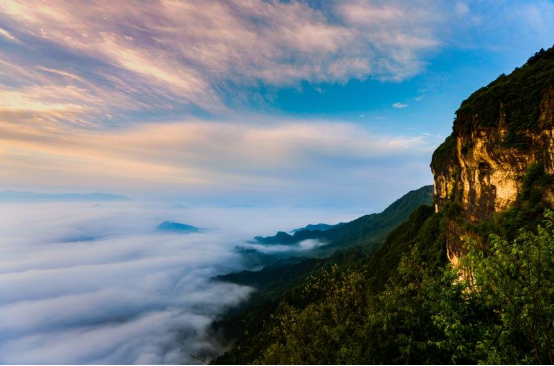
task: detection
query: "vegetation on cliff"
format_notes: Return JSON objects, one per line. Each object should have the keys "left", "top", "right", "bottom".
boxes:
{"left": 456, "top": 46, "right": 554, "bottom": 148}
{"left": 432, "top": 45, "right": 554, "bottom": 177}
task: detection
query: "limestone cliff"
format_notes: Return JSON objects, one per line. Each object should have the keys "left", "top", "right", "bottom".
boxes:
{"left": 431, "top": 47, "right": 554, "bottom": 265}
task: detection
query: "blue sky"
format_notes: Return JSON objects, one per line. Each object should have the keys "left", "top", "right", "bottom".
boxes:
{"left": 0, "top": 0, "right": 553, "bottom": 210}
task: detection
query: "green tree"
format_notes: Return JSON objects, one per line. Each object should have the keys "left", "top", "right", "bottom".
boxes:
{"left": 259, "top": 265, "right": 370, "bottom": 364}
{"left": 462, "top": 210, "right": 554, "bottom": 364}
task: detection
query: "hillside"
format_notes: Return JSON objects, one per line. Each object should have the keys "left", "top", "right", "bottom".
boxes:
{"left": 212, "top": 206, "right": 446, "bottom": 364}
{"left": 210, "top": 186, "right": 434, "bottom": 361}
{"left": 254, "top": 185, "right": 433, "bottom": 255}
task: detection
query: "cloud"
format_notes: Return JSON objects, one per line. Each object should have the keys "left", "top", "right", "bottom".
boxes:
{"left": 0, "top": 202, "right": 356, "bottom": 364}
{"left": 238, "top": 238, "right": 328, "bottom": 255}
{"left": 392, "top": 102, "right": 409, "bottom": 109}
{"left": 0, "top": 203, "right": 246, "bottom": 364}
{"left": 518, "top": 0, "right": 554, "bottom": 38}
{"left": 0, "top": 0, "right": 445, "bottom": 205}
{"left": 455, "top": 2, "right": 470, "bottom": 17}
{"left": 0, "top": 0, "right": 443, "bottom": 204}
{"left": 0, "top": 27, "right": 17, "bottom": 42}
{"left": 0, "top": 0, "right": 443, "bottom": 120}
{"left": 337, "top": 0, "right": 441, "bottom": 80}
{"left": 0, "top": 117, "right": 435, "bottom": 201}
{"left": 442, "top": 0, "right": 554, "bottom": 50}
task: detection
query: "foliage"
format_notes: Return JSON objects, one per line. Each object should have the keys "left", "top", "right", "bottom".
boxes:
{"left": 260, "top": 266, "right": 370, "bottom": 364}
{"left": 461, "top": 211, "right": 554, "bottom": 364}
{"left": 456, "top": 46, "right": 554, "bottom": 149}
{"left": 210, "top": 248, "right": 371, "bottom": 364}
{"left": 521, "top": 162, "right": 553, "bottom": 203}
{"left": 432, "top": 46, "right": 554, "bottom": 178}
{"left": 364, "top": 205, "right": 444, "bottom": 289}
{"left": 431, "top": 134, "right": 456, "bottom": 173}
{"left": 256, "top": 229, "right": 451, "bottom": 365}
{"left": 214, "top": 209, "right": 554, "bottom": 365}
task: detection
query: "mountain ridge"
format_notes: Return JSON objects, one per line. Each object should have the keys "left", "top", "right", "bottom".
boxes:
{"left": 253, "top": 185, "right": 433, "bottom": 255}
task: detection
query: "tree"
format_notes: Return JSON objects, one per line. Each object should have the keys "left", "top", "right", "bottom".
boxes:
{"left": 462, "top": 210, "right": 554, "bottom": 364}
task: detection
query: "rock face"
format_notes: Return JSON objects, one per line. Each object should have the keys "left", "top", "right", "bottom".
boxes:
{"left": 431, "top": 47, "right": 554, "bottom": 265}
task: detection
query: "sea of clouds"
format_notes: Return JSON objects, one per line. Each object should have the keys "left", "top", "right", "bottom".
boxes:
{"left": 0, "top": 202, "right": 355, "bottom": 364}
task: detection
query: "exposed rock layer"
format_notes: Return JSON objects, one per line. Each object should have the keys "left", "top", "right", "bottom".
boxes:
{"left": 430, "top": 48, "right": 554, "bottom": 264}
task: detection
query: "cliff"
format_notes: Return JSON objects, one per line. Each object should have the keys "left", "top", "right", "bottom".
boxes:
{"left": 431, "top": 46, "right": 554, "bottom": 265}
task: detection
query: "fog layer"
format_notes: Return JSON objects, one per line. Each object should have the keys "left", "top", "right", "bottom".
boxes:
{"left": 0, "top": 202, "right": 355, "bottom": 364}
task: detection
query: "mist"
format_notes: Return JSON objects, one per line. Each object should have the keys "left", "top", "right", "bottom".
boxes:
{"left": 0, "top": 201, "right": 356, "bottom": 364}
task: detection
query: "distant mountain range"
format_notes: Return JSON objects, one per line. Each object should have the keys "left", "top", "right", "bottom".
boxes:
{"left": 0, "top": 190, "right": 130, "bottom": 202}
{"left": 253, "top": 185, "right": 433, "bottom": 255}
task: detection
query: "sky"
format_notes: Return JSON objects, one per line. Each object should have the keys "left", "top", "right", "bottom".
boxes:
{"left": 1, "top": 0, "right": 554, "bottom": 210}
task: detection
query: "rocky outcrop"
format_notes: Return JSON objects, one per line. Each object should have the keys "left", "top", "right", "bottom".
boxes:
{"left": 432, "top": 118, "right": 546, "bottom": 223}
{"left": 431, "top": 47, "right": 554, "bottom": 264}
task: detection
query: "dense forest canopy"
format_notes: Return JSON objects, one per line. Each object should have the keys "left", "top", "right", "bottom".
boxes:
{"left": 213, "top": 209, "right": 554, "bottom": 365}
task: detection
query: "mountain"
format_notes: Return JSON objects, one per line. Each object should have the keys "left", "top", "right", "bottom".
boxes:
{"left": 210, "top": 47, "right": 554, "bottom": 365}
{"left": 254, "top": 231, "right": 299, "bottom": 245}
{"left": 291, "top": 223, "right": 341, "bottom": 233}
{"left": 156, "top": 221, "right": 200, "bottom": 233}
{"left": 0, "top": 190, "right": 130, "bottom": 202}
{"left": 431, "top": 46, "right": 554, "bottom": 265}
{"left": 213, "top": 255, "right": 322, "bottom": 296}
{"left": 254, "top": 185, "right": 433, "bottom": 255}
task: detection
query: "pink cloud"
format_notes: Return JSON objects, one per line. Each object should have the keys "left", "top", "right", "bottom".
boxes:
{"left": 0, "top": 0, "right": 443, "bottom": 196}
{"left": 0, "top": 116, "right": 434, "bottom": 195}
{"left": 0, "top": 0, "right": 443, "bottom": 119}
